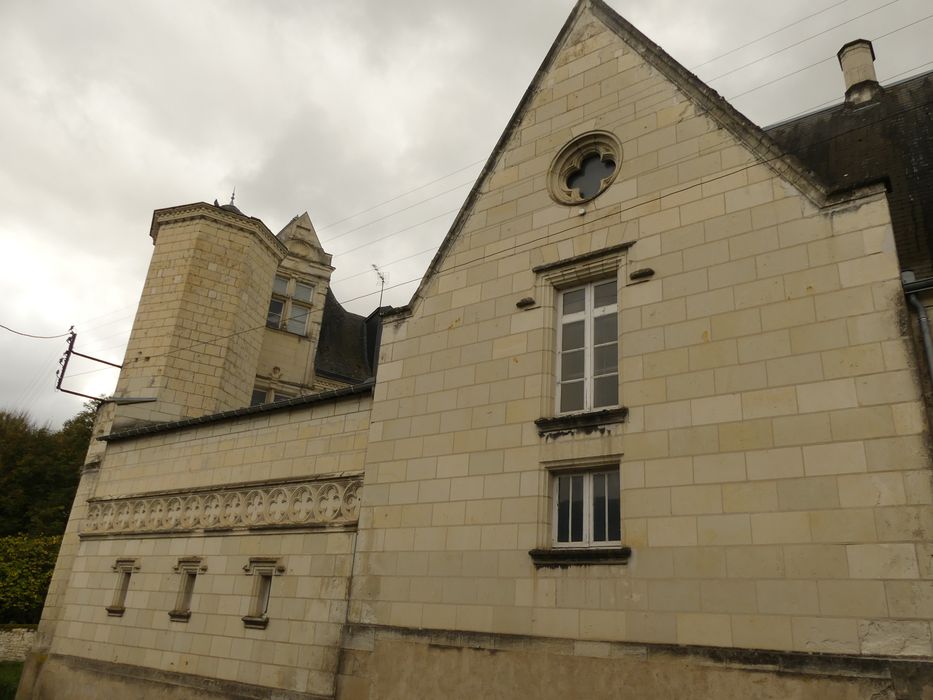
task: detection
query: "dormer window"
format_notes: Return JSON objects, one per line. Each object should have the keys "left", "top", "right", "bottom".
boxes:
{"left": 267, "top": 275, "right": 314, "bottom": 335}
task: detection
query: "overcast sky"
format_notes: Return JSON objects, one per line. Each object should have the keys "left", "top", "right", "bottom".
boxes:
{"left": 1, "top": 0, "right": 930, "bottom": 427}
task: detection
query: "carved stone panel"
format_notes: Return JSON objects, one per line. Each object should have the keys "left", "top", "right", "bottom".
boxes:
{"left": 81, "top": 477, "right": 361, "bottom": 537}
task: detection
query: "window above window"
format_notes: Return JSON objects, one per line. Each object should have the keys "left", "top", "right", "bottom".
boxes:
{"left": 293, "top": 282, "right": 313, "bottom": 303}
{"left": 529, "top": 463, "right": 630, "bottom": 569}
{"left": 557, "top": 277, "right": 618, "bottom": 415}
{"left": 267, "top": 275, "right": 314, "bottom": 336}
{"left": 553, "top": 468, "right": 620, "bottom": 548}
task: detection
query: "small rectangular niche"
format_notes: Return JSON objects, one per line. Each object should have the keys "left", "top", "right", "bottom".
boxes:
{"left": 106, "top": 558, "right": 139, "bottom": 617}
{"left": 242, "top": 557, "right": 285, "bottom": 630}
{"left": 169, "top": 557, "right": 206, "bottom": 622}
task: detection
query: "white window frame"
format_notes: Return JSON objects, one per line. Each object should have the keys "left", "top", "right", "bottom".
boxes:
{"left": 267, "top": 275, "right": 313, "bottom": 336}
{"left": 551, "top": 467, "right": 621, "bottom": 548}
{"left": 556, "top": 278, "right": 618, "bottom": 415}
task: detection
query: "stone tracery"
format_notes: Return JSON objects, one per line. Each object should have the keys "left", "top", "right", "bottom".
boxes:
{"left": 82, "top": 477, "right": 362, "bottom": 536}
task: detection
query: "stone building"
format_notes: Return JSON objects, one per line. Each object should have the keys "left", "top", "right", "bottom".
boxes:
{"left": 18, "top": 1, "right": 933, "bottom": 698}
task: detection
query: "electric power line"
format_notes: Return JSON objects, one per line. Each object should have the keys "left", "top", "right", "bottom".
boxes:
{"left": 315, "top": 1, "right": 914, "bottom": 249}
{"left": 68, "top": 72, "right": 933, "bottom": 384}
{"left": 0, "top": 323, "right": 72, "bottom": 339}
{"left": 706, "top": 0, "right": 902, "bottom": 84}
{"left": 332, "top": 94, "right": 933, "bottom": 307}
{"left": 777, "top": 58, "right": 933, "bottom": 123}
{"left": 317, "top": 159, "right": 486, "bottom": 230}
{"left": 33, "top": 9, "right": 933, "bottom": 397}
{"left": 692, "top": 0, "right": 853, "bottom": 69}
{"left": 730, "top": 12, "right": 933, "bottom": 101}
{"left": 64, "top": 42, "right": 933, "bottom": 387}
{"left": 322, "top": 178, "right": 477, "bottom": 246}
{"left": 93, "top": 94, "right": 933, "bottom": 373}
{"left": 325, "top": 13, "right": 933, "bottom": 268}
{"left": 53, "top": 1, "right": 922, "bottom": 314}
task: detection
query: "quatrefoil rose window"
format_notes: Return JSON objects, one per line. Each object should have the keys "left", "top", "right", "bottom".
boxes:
{"left": 547, "top": 131, "right": 622, "bottom": 205}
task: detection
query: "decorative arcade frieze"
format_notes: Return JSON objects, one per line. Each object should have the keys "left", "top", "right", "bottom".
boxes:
{"left": 81, "top": 477, "right": 362, "bottom": 537}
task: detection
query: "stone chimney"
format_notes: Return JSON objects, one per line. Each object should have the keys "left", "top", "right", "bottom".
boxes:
{"left": 837, "top": 39, "right": 882, "bottom": 105}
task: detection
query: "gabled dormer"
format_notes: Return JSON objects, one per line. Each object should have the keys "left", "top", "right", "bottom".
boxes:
{"left": 248, "top": 213, "right": 334, "bottom": 403}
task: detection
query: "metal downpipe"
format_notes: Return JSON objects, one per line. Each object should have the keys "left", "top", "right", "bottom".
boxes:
{"left": 906, "top": 292, "right": 933, "bottom": 383}
{"left": 902, "top": 272, "right": 933, "bottom": 385}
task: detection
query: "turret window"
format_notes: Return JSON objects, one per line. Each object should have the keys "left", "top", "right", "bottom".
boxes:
{"left": 267, "top": 275, "right": 314, "bottom": 335}
{"left": 250, "top": 386, "right": 297, "bottom": 406}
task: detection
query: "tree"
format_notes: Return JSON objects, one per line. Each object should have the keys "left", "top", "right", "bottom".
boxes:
{"left": 0, "top": 534, "right": 61, "bottom": 623}
{"left": 0, "top": 403, "right": 96, "bottom": 536}
{"left": 0, "top": 404, "right": 95, "bottom": 624}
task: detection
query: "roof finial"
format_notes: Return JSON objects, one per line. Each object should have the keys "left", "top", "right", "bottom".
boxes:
{"left": 230, "top": 186, "right": 236, "bottom": 206}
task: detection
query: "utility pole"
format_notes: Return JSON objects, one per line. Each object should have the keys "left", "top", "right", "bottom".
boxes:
{"left": 55, "top": 329, "right": 122, "bottom": 402}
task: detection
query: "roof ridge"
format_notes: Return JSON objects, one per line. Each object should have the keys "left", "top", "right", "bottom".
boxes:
{"left": 393, "top": 0, "right": 850, "bottom": 319}
{"left": 586, "top": 0, "right": 830, "bottom": 203}
{"left": 394, "top": 0, "right": 590, "bottom": 318}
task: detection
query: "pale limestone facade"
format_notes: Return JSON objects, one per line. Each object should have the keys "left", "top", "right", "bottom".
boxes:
{"left": 350, "top": 4, "right": 929, "bottom": 658}
{"left": 19, "top": 1, "right": 933, "bottom": 698}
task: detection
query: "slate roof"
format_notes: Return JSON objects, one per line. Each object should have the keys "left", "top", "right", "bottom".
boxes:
{"left": 102, "top": 381, "right": 374, "bottom": 442}
{"left": 767, "top": 71, "right": 933, "bottom": 279}
{"left": 314, "top": 289, "right": 378, "bottom": 383}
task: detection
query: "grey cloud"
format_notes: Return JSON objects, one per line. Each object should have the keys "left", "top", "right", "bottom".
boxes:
{"left": 1, "top": 0, "right": 929, "bottom": 426}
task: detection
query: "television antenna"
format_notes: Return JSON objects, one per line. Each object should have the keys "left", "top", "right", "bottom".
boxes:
{"left": 372, "top": 264, "right": 387, "bottom": 308}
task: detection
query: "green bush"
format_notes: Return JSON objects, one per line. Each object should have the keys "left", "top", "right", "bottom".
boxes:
{"left": 0, "top": 662, "right": 23, "bottom": 700}
{"left": 0, "top": 535, "right": 61, "bottom": 624}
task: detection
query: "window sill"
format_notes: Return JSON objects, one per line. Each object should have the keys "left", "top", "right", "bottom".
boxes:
{"left": 168, "top": 610, "right": 191, "bottom": 622}
{"left": 535, "top": 407, "right": 628, "bottom": 437}
{"left": 105, "top": 606, "right": 125, "bottom": 617}
{"left": 529, "top": 546, "right": 632, "bottom": 569}
{"left": 242, "top": 615, "right": 269, "bottom": 630}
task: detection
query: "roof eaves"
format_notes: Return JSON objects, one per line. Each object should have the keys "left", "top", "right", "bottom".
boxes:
{"left": 400, "top": 0, "right": 590, "bottom": 316}
{"left": 100, "top": 380, "right": 374, "bottom": 443}
{"left": 587, "top": 0, "right": 832, "bottom": 208}
{"left": 148, "top": 202, "right": 288, "bottom": 258}
{"left": 400, "top": 0, "right": 844, "bottom": 318}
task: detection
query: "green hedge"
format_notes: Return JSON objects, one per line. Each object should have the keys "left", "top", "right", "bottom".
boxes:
{"left": 0, "top": 535, "right": 61, "bottom": 624}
